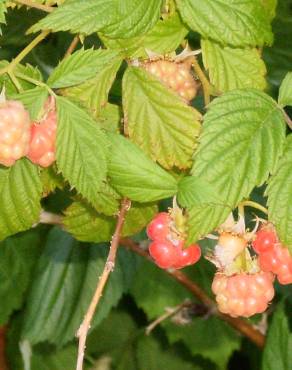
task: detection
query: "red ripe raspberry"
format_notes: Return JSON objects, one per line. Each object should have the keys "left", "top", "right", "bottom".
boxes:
{"left": 252, "top": 229, "right": 278, "bottom": 254}
{"left": 258, "top": 244, "right": 292, "bottom": 285}
{"left": 149, "top": 240, "right": 180, "bottom": 269}
{"left": 144, "top": 60, "right": 197, "bottom": 101}
{"left": 212, "top": 271, "right": 275, "bottom": 317}
{"left": 27, "top": 97, "right": 57, "bottom": 167}
{"left": 0, "top": 100, "right": 31, "bottom": 166}
{"left": 173, "top": 241, "right": 201, "bottom": 269}
{"left": 146, "top": 212, "right": 170, "bottom": 241}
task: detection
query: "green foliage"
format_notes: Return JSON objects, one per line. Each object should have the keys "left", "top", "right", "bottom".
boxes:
{"left": 10, "top": 87, "right": 48, "bottom": 120}
{"left": 123, "top": 66, "right": 201, "bottom": 169}
{"left": 278, "top": 72, "right": 292, "bottom": 107}
{"left": 266, "top": 135, "right": 292, "bottom": 251}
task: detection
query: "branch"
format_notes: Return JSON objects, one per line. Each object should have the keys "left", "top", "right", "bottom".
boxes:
{"left": 64, "top": 35, "right": 80, "bottom": 59}
{"left": 76, "top": 198, "right": 131, "bottom": 370}
{"left": 120, "top": 237, "right": 266, "bottom": 349}
{"left": 14, "top": 0, "right": 54, "bottom": 12}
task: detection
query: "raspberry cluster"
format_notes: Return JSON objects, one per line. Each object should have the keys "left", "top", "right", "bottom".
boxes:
{"left": 0, "top": 100, "right": 31, "bottom": 166}
{"left": 143, "top": 59, "right": 198, "bottom": 102}
{"left": 252, "top": 225, "right": 292, "bottom": 285}
{"left": 147, "top": 212, "right": 201, "bottom": 269}
{"left": 27, "top": 97, "right": 57, "bottom": 168}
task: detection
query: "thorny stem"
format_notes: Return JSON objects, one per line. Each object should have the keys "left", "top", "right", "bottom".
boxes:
{"left": 240, "top": 201, "right": 268, "bottom": 216}
{"left": 191, "top": 57, "right": 211, "bottom": 106}
{"left": 120, "top": 237, "right": 266, "bottom": 349}
{"left": 76, "top": 199, "right": 131, "bottom": 370}
{"left": 0, "top": 30, "right": 50, "bottom": 76}
{"left": 14, "top": 0, "right": 54, "bottom": 12}
{"left": 64, "top": 35, "right": 80, "bottom": 59}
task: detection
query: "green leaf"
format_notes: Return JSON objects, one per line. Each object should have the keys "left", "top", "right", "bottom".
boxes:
{"left": 137, "top": 336, "right": 202, "bottom": 370}
{"left": 22, "top": 227, "right": 139, "bottom": 346}
{"left": 41, "top": 166, "right": 65, "bottom": 196}
{"left": 97, "top": 103, "right": 121, "bottom": 133}
{"left": 48, "top": 48, "right": 121, "bottom": 89}
{"left": 0, "top": 230, "right": 41, "bottom": 325}
{"left": 0, "top": 159, "right": 42, "bottom": 241}
{"left": 55, "top": 96, "right": 109, "bottom": 205}
{"left": 0, "top": 0, "right": 7, "bottom": 35}
{"left": 123, "top": 67, "right": 201, "bottom": 169}
{"left": 266, "top": 135, "right": 292, "bottom": 251}
{"left": 31, "top": 344, "right": 77, "bottom": 370}
{"left": 278, "top": 72, "right": 292, "bottom": 107}
{"left": 176, "top": 0, "right": 272, "bottom": 47}
{"left": 30, "top": 0, "right": 162, "bottom": 38}
{"left": 177, "top": 176, "right": 222, "bottom": 208}
{"left": 262, "top": 300, "right": 292, "bottom": 370}
{"left": 101, "top": 12, "right": 189, "bottom": 58}
{"left": 61, "top": 56, "right": 122, "bottom": 117}
{"left": 63, "top": 200, "right": 158, "bottom": 242}
{"left": 201, "top": 39, "right": 267, "bottom": 93}
{"left": 188, "top": 89, "right": 286, "bottom": 241}
{"left": 107, "top": 133, "right": 178, "bottom": 202}
{"left": 10, "top": 87, "right": 48, "bottom": 120}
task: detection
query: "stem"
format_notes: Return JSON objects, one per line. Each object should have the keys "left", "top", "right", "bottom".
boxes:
{"left": 192, "top": 57, "right": 211, "bottom": 106}
{"left": 8, "top": 70, "right": 23, "bottom": 92}
{"left": 0, "top": 30, "right": 50, "bottom": 75}
{"left": 14, "top": 0, "right": 54, "bottom": 12}
{"left": 64, "top": 35, "right": 80, "bottom": 59}
{"left": 120, "top": 237, "right": 265, "bottom": 349}
{"left": 240, "top": 201, "right": 268, "bottom": 215}
{"left": 283, "top": 110, "right": 292, "bottom": 130}
{"left": 76, "top": 199, "right": 131, "bottom": 370}
{"left": 14, "top": 72, "right": 56, "bottom": 96}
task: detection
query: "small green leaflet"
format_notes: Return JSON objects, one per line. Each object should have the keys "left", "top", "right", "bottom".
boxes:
{"left": 0, "top": 230, "right": 41, "bottom": 325}
{"left": 0, "top": 0, "right": 6, "bottom": 35}
{"left": 266, "top": 135, "right": 292, "bottom": 251}
{"left": 107, "top": 133, "right": 178, "bottom": 202}
{"left": 10, "top": 87, "right": 48, "bottom": 121}
{"left": 176, "top": 0, "right": 272, "bottom": 47}
{"left": 22, "top": 227, "right": 139, "bottom": 346}
{"left": 55, "top": 96, "right": 109, "bottom": 205}
{"left": 201, "top": 39, "right": 267, "bottom": 93}
{"left": 188, "top": 89, "right": 286, "bottom": 242}
{"left": 123, "top": 67, "right": 201, "bottom": 169}
{"left": 63, "top": 200, "right": 158, "bottom": 242}
{"left": 278, "top": 72, "right": 292, "bottom": 107}
{"left": 30, "top": 0, "right": 162, "bottom": 39}
{"left": 61, "top": 56, "right": 122, "bottom": 117}
{"left": 0, "top": 159, "right": 42, "bottom": 241}
{"left": 48, "top": 48, "right": 122, "bottom": 89}
{"left": 262, "top": 300, "right": 292, "bottom": 370}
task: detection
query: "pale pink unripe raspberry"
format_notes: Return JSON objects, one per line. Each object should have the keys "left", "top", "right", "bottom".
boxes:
{"left": 212, "top": 271, "right": 275, "bottom": 317}
{"left": 258, "top": 244, "right": 292, "bottom": 285}
{"left": 0, "top": 100, "right": 31, "bottom": 166}
{"left": 143, "top": 60, "right": 198, "bottom": 101}
{"left": 27, "top": 97, "right": 57, "bottom": 168}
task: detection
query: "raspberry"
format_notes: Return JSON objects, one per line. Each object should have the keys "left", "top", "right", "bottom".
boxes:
{"left": 172, "top": 242, "right": 201, "bottom": 269}
{"left": 252, "top": 228, "right": 278, "bottom": 254}
{"left": 0, "top": 99, "right": 31, "bottom": 166}
{"left": 212, "top": 271, "right": 275, "bottom": 317}
{"left": 149, "top": 240, "right": 180, "bottom": 269}
{"left": 143, "top": 60, "right": 198, "bottom": 101}
{"left": 27, "top": 97, "right": 57, "bottom": 167}
{"left": 146, "top": 212, "right": 170, "bottom": 241}
{"left": 258, "top": 244, "right": 292, "bottom": 285}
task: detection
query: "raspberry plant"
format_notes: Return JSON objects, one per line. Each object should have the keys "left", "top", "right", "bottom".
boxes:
{"left": 0, "top": 1, "right": 291, "bottom": 370}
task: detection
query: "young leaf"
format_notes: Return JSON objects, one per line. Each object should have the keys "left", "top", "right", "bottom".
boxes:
{"left": 48, "top": 48, "right": 121, "bottom": 89}
{"left": 63, "top": 200, "right": 158, "bottom": 242}
{"left": 0, "top": 230, "right": 41, "bottom": 325}
{"left": 61, "top": 57, "right": 122, "bottom": 117}
{"left": 201, "top": 39, "right": 267, "bottom": 92}
{"left": 278, "top": 72, "right": 292, "bottom": 107}
{"left": 55, "top": 96, "right": 109, "bottom": 205}
{"left": 123, "top": 67, "right": 201, "bottom": 169}
{"left": 10, "top": 87, "right": 48, "bottom": 120}
{"left": 22, "top": 227, "right": 139, "bottom": 346}
{"left": 266, "top": 135, "right": 292, "bottom": 251}
{"left": 262, "top": 300, "right": 292, "bottom": 370}
{"left": 107, "top": 133, "right": 178, "bottom": 202}
{"left": 176, "top": 0, "right": 272, "bottom": 47}
{"left": 30, "top": 0, "right": 162, "bottom": 39}
{"left": 0, "top": 159, "right": 42, "bottom": 241}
